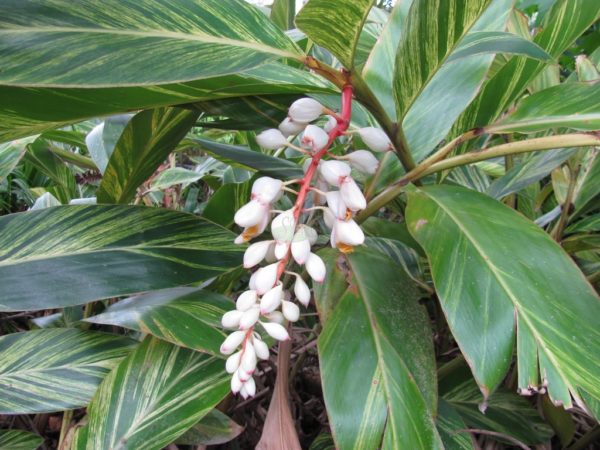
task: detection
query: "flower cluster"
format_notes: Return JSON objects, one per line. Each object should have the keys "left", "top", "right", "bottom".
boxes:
{"left": 220, "top": 90, "right": 392, "bottom": 397}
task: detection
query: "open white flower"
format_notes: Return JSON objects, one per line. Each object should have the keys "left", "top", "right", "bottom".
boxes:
{"left": 234, "top": 211, "right": 270, "bottom": 244}
{"left": 234, "top": 200, "right": 270, "bottom": 228}
{"left": 289, "top": 98, "right": 324, "bottom": 122}
{"left": 332, "top": 218, "right": 365, "bottom": 253}
{"left": 301, "top": 125, "right": 329, "bottom": 152}
{"left": 326, "top": 190, "right": 349, "bottom": 220}
{"left": 358, "top": 127, "right": 392, "bottom": 152}
{"left": 256, "top": 129, "right": 288, "bottom": 150}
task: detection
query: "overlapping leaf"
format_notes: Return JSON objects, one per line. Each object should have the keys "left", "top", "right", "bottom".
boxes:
{"left": 0, "top": 329, "right": 135, "bottom": 414}
{"left": 0, "top": 430, "right": 43, "bottom": 450}
{"left": 83, "top": 337, "right": 229, "bottom": 450}
{"left": 97, "top": 107, "right": 198, "bottom": 204}
{"left": 295, "top": 0, "right": 374, "bottom": 68}
{"left": 86, "top": 287, "right": 230, "bottom": 355}
{"left": 0, "top": 205, "right": 242, "bottom": 311}
{"left": 316, "top": 248, "right": 442, "bottom": 449}
{"left": 406, "top": 185, "right": 600, "bottom": 412}
{"left": 175, "top": 410, "right": 244, "bottom": 445}
{"left": 488, "top": 82, "right": 600, "bottom": 133}
{"left": 0, "top": 0, "right": 300, "bottom": 87}
{"left": 0, "top": 137, "right": 35, "bottom": 181}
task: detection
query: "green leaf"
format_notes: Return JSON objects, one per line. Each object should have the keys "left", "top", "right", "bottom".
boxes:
{"left": 85, "top": 115, "right": 132, "bottom": 174}
{"left": 97, "top": 107, "right": 198, "bottom": 204}
{"left": 0, "top": 62, "right": 333, "bottom": 144}
{"left": 565, "top": 215, "right": 600, "bottom": 235}
{"left": 436, "top": 399, "right": 475, "bottom": 450}
{"left": 406, "top": 185, "right": 600, "bottom": 411}
{"left": 149, "top": 167, "right": 203, "bottom": 191}
{"left": 487, "top": 149, "right": 577, "bottom": 199}
{"left": 0, "top": 205, "right": 242, "bottom": 311}
{"left": 192, "top": 138, "right": 303, "bottom": 178}
{"left": 0, "top": 430, "right": 43, "bottom": 450}
{"left": 295, "top": 0, "right": 374, "bottom": 68}
{"left": 0, "top": 0, "right": 299, "bottom": 87}
{"left": 203, "top": 180, "right": 252, "bottom": 228}
{"left": 362, "top": 1, "right": 413, "bottom": 121}
{"left": 440, "top": 361, "right": 553, "bottom": 445}
{"left": 452, "top": 0, "right": 600, "bottom": 144}
{"left": 488, "top": 82, "right": 600, "bottom": 133}
{"left": 447, "top": 31, "right": 552, "bottom": 63}
{"left": 84, "top": 336, "right": 229, "bottom": 450}
{"left": 0, "top": 329, "right": 135, "bottom": 414}
{"left": 401, "top": 0, "right": 514, "bottom": 161}
{"left": 316, "top": 247, "right": 442, "bottom": 449}
{"left": 86, "top": 287, "right": 229, "bottom": 356}
{"left": 0, "top": 137, "right": 36, "bottom": 182}
{"left": 574, "top": 150, "right": 600, "bottom": 215}
{"left": 175, "top": 409, "right": 243, "bottom": 445}
{"left": 394, "top": 0, "right": 493, "bottom": 120}
{"left": 270, "top": 0, "right": 296, "bottom": 30}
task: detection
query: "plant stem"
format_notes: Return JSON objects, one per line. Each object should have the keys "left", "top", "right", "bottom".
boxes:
{"left": 552, "top": 162, "right": 580, "bottom": 240}
{"left": 357, "top": 133, "right": 600, "bottom": 222}
{"left": 57, "top": 409, "right": 73, "bottom": 449}
{"left": 49, "top": 147, "right": 98, "bottom": 171}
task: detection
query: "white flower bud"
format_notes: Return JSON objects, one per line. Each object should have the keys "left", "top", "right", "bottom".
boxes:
{"left": 252, "top": 177, "right": 283, "bottom": 204}
{"left": 333, "top": 219, "right": 365, "bottom": 247}
{"left": 234, "top": 200, "right": 269, "bottom": 228}
{"left": 340, "top": 178, "right": 367, "bottom": 211}
{"left": 260, "top": 283, "right": 283, "bottom": 314}
{"left": 271, "top": 209, "right": 296, "bottom": 242}
{"left": 254, "top": 263, "right": 279, "bottom": 295}
{"left": 235, "top": 290, "right": 258, "bottom": 312}
{"left": 220, "top": 330, "right": 246, "bottom": 355}
{"left": 221, "top": 310, "right": 243, "bottom": 329}
{"left": 241, "top": 342, "right": 257, "bottom": 374}
{"left": 243, "top": 376, "right": 256, "bottom": 397}
{"left": 301, "top": 125, "right": 329, "bottom": 152}
{"left": 323, "top": 115, "right": 337, "bottom": 133}
{"left": 323, "top": 207, "right": 336, "bottom": 229}
{"left": 320, "top": 160, "right": 352, "bottom": 187}
{"left": 264, "top": 310, "right": 285, "bottom": 324}
{"left": 231, "top": 370, "right": 242, "bottom": 393}
{"left": 294, "top": 276, "right": 311, "bottom": 307}
{"left": 282, "top": 300, "right": 300, "bottom": 322}
{"left": 358, "top": 127, "right": 392, "bottom": 152}
{"left": 291, "top": 238, "right": 311, "bottom": 265}
{"left": 226, "top": 351, "right": 242, "bottom": 374}
{"left": 264, "top": 241, "right": 277, "bottom": 263}
{"left": 256, "top": 128, "right": 288, "bottom": 150}
{"left": 289, "top": 98, "right": 324, "bottom": 122}
{"left": 234, "top": 211, "right": 270, "bottom": 244}
{"left": 326, "top": 190, "right": 348, "bottom": 220}
{"left": 260, "top": 321, "right": 290, "bottom": 341}
{"left": 306, "top": 253, "right": 326, "bottom": 282}
{"left": 279, "top": 117, "right": 307, "bottom": 137}
{"left": 345, "top": 150, "right": 379, "bottom": 174}
{"left": 274, "top": 241, "right": 290, "bottom": 260}
{"left": 239, "top": 306, "right": 261, "bottom": 330}
{"left": 237, "top": 366, "right": 251, "bottom": 383}
{"left": 240, "top": 384, "right": 249, "bottom": 399}
{"left": 248, "top": 271, "right": 258, "bottom": 291}
{"left": 244, "top": 240, "right": 272, "bottom": 268}
{"left": 314, "top": 177, "right": 329, "bottom": 205}
{"left": 253, "top": 337, "right": 270, "bottom": 360}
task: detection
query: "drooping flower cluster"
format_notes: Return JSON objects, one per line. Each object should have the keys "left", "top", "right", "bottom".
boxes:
{"left": 220, "top": 91, "right": 393, "bottom": 397}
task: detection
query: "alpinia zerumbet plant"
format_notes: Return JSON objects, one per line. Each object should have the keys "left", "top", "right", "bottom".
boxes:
{"left": 219, "top": 86, "right": 393, "bottom": 397}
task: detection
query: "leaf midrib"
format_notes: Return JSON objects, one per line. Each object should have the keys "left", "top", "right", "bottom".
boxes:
{"left": 494, "top": 112, "right": 600, "bottom": 130}
{"left": 426, "top": 192, "right": 573, "bottom": 394}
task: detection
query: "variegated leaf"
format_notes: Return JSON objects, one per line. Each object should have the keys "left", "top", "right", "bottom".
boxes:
{"left": 0, "top": 137, "right": 36, "bottom": 181}
{"left": 316, "top": 248, "right": 442, "bottom": 449}
{"left": 394, "top": 0, "right": 494, "bottom": 120}
{"left": 0, "top": 430, "right": 44, "bottom": 450}
{"left": 451, "top": 0, "right": 600, "bottom": 144}
{"left": 86, "top": 287, "right": 230, "bottom": 356}
{"left": 295, "top": 0, "right": 374, "bottom": 68}
{"left": 0, "top": 205, "right": 242, "bottom": 311}
{"left": 175, "top": 409, "right": 243, "bottom": 445}
{"left": 0, "top": 0, "right": 299, "bottom": 87}
{"left": 0, "top": 329, "right": 136, "bottom": 414}
{"left": 97, "top": 107, "right": 199, "bottom": 204}
{"left": 149, "top": 167, "right": 204, "bottom": 191}
{"left": 83, "top": 337, "right": 229, "bottom": 450}
{"left": 487, "top": 81, "right": 600, "bottom": 133}
{"left": 0, "top": 63, "right": 334, "bottom": 143}
{"left": 191, "top": 138, "right": 303, "bottom": 178}
{"left": 406, "top": 185, "right": 600, "bottom": 412}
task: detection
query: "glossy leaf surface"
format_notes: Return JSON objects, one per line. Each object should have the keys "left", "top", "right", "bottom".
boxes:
{"left": 406, "top": 185, "right": 600, "bottom": 410}
{"left": 0, "top": 329, "right": 135, "bottom": 413}
{"left": 0, "top": 205, "right": 242, "bottom": 311}
{"left": 86, "top": 287, "right": 230, "bottom": 356}
{"left": 84, "top": 337, "right": 229, "bottom": 450}
{"left": 316, "top": 248, "right": 442, "bottom": 449}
